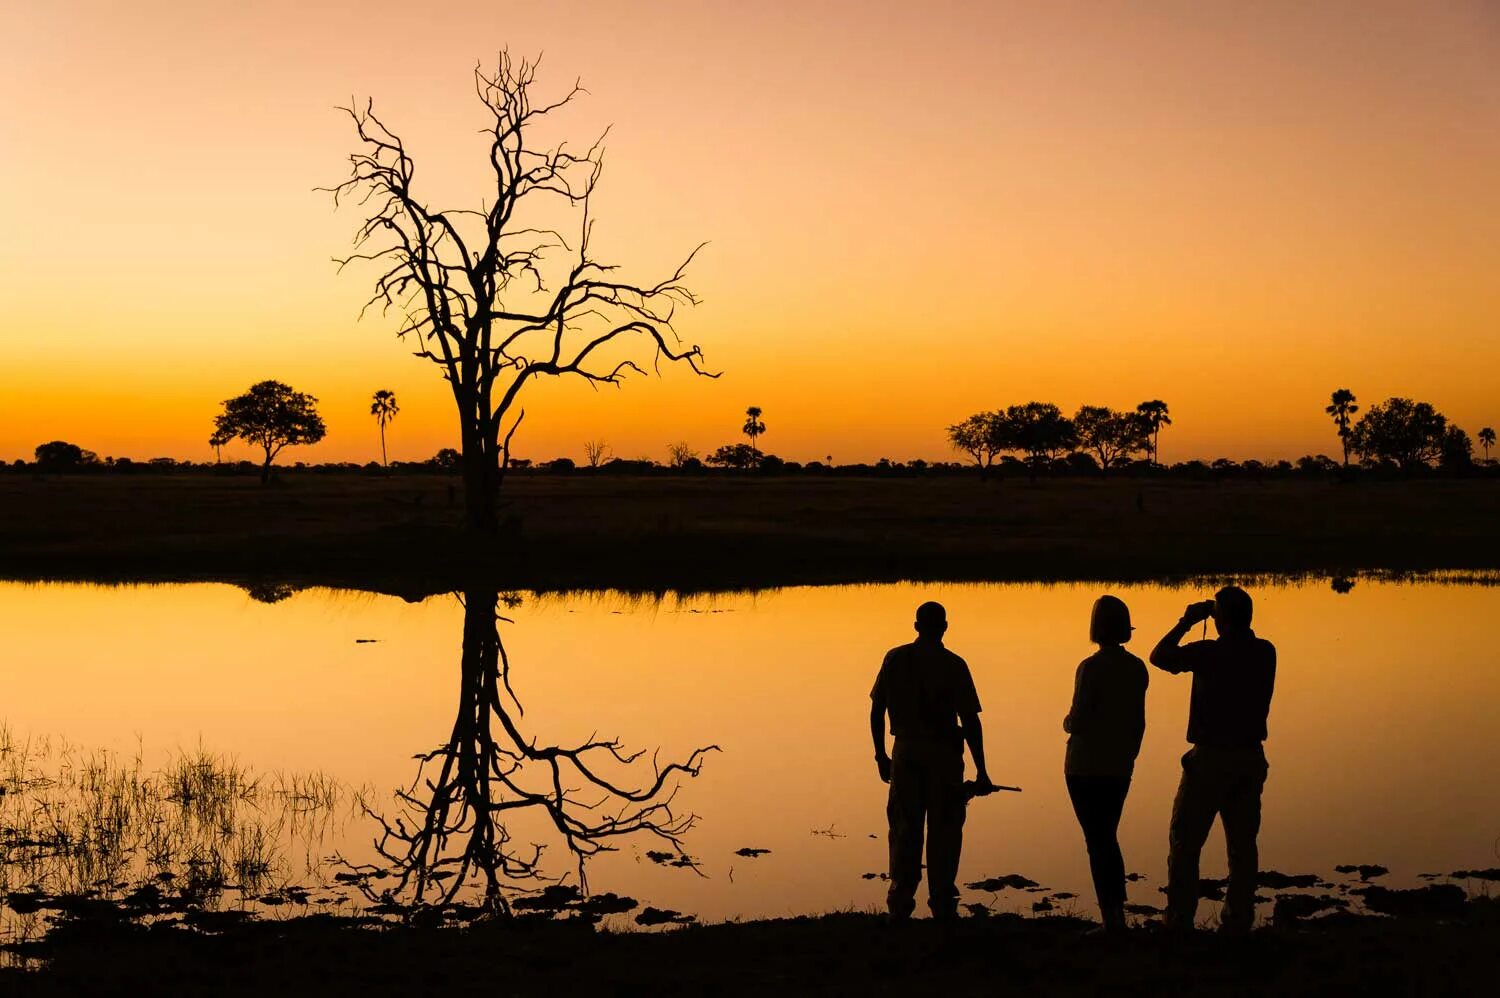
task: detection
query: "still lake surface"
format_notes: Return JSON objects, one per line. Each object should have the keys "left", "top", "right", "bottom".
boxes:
{"left": 2, "top": 576, "right": 1497, "bottom": 922}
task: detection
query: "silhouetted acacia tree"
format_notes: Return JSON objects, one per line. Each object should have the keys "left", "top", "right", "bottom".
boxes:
{"left": 214, "top": 380, "right": 327, "bottom": 484}
{"left": 34, "top": 441, "right": 97, "bottom": 472}
{"left": 1326, "top": 389, "right": 1359, "bottom": 468}
{"left": 328, "top": 53, "right": 715, "bottom": 532}
{"left": 1348, "top": 397, "right": 1447, "bottom": 470}
{"left": 371, "top": 389, "right": 400, "bottom": 467}
{"left": 1135, "top": 400, "right": 1171, "bottom": 464}
{"left": 348, "top": 590, "right": 715, "bottom": 912}
{"left": 1074, "top": 405, "right": 1150, "bottom": 475}
{"left": 666, "top": 441, "right": 697, "bottom": 468}
{"left": 1479, "top": 427, "right": 1496, "bottom": 463}
{"left": 1439, "top": 425, "right": 1473, "bottom": 471}
{"left": 741, "top": 407, "right": 766, "bottom": 467}
{"left": 1005, "top": 403, "right": 1077, "bottom": 479}
{"left": 706, "top": 443, "right": 757, "bottom": 469}
{"left": 432, "top": 447, "right": 462, "bottom": 473}
{"left": 947, "top": 412, "right": 1007, "bottom": 478}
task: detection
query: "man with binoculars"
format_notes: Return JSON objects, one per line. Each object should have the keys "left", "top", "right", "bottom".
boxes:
{"left": 1150, "top": 585, "right": 1277, "bottom": 934}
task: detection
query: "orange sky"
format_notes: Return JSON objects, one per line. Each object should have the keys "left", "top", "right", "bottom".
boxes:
{"left": 2, "top": 1, "right": 1497, "bottom": 465}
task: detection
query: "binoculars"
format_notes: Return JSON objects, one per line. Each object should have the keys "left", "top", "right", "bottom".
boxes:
{"left": 1187, "top": 599, "right": 1216, "bottom": 619}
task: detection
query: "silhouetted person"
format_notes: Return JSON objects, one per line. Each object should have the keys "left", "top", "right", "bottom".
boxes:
{"left": 1063, "top": 595, "right": 1147, "bottom": 933}
{"left": 1150, "top": 586, "right": 1276, "bottom": 934}
{"left": 870, "top": 602, "right": 994, "bottom": 920}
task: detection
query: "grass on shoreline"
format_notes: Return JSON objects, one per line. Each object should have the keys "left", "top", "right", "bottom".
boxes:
{"left": 3, "top": 473, "right": 1500, "bottom": 597}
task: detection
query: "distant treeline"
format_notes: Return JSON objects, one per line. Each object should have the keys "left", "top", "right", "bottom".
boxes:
{"left": 11, "top": 444, "right": 1499, "bottom": 481}
{"left": 947, "top": 393, "right": 1495, "bottom": 479}
{"left": 14, "top": 388, "right": 1494, "bottom": 482}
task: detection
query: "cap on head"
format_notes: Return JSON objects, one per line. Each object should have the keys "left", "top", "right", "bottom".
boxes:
{"left": 914, "top": 601, "right": 947, "bottom": 637}
{"left": 1214, "top": 585, "right": 1253, "bottom": 631}
{"left": 1089, "top": 594, "right": 1133, "bottom": 644}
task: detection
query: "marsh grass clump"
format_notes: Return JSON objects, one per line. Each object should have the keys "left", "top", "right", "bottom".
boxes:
{"left": 0, "top": 723, "right": 356, "bottom": 954}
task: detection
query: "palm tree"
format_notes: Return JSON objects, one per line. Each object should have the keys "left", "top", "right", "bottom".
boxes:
{"left": 1135, "top": 400, "right": 1172, "bottom": 464}
{"left": 1325, "top": 389, "right": 1359, "bottom": 467}
{"left": 371, "top": 389, "right": 400, "bottom": 467}
{"left": 742, "top": 406, "right": 766, "bottom": 466}
{"left": 208, "top": 429, "right": 229, "bottom": 465}
{"left": 1480, "top": 426, "right": 1496, "bottom": 464}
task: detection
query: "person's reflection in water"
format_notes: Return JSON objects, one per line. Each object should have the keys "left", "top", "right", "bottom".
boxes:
{"left": 1150, "top": 586, "right": 1277, "bottom": 935}
{"left": 869, "top": 601, "right": 994, "bottom": 920}
{"left": 1062, "top": 595, "right": 1147, "bottom": 934}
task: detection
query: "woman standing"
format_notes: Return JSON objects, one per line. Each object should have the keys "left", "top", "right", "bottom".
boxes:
{"left": 1063, "top": 595, "right": 1148, "bottom": 933}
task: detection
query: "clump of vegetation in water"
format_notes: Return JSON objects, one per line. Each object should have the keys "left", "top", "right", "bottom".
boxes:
{"left": 0, "top": 723, "right": 357, "bottom": 958}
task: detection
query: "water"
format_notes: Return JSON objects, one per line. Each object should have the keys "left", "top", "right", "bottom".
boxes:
{"left": 2, "top": 577, "right": 1497, "bottom": 926}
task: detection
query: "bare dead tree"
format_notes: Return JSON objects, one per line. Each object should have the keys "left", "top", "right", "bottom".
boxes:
{"left": 583, "top": 439, "right": 611, "bottom": 470}
{"left": 326, "top": 52, "right": 717, "bottom": 531}
{"left": 346, "top": 590, "right": 716, "bottom": 914}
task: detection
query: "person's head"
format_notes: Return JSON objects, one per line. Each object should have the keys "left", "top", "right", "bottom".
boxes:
{"left": 1089, "top": 594, "right": 1133, "bottom": 645}
{"left": 914, "top": 601, "right": 948, "bottom": 641}
{"left": 1212, "top": 585, "right": 1253, "bottom": 635}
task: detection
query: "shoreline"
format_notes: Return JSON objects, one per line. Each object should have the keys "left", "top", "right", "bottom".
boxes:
{"left": 5, "top": 904, "right": 1496, "bottom": 995}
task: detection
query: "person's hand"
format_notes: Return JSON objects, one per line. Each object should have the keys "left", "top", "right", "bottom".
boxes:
{"left": 1183, "top": 600, "right": 1213, "bottom": 625}
{"left": 1062, "top": 714, "right": 1073, "bottom": 734}
{"left": 972, "top": 773, "right": 996, "bottom": 795}
{"left": 875, "top": 754, "right": 892, "bottom": 784}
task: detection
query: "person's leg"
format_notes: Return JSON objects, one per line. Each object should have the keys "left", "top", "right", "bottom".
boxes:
{"left": 1166, "top": 751, "right": 1219, "bottom": 930}
{"left": 1096, "top": 776, "right": 1130, "bottom": 921}
{"left": 885, "top": 744, "right": 926, "bottom": 918}
{"left": 1068, "top": 775, "right": 1130, "bottom": 927}
{"left": 923, "top": 748, "right": 967, "bottom": 919}
{"left": 1218, "top": 753, "right": 1268, "bottom": 933}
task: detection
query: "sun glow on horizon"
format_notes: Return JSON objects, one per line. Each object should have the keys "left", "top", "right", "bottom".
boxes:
{"left": 3, "top": 0, "right": 1497, "bottom": 466}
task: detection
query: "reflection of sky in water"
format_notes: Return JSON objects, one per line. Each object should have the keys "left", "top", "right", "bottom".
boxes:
{"left": 1, "top": 578, "right": 1497, "bottom": 923}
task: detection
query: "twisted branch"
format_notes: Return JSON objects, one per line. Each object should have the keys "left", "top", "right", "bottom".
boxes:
{"left": 346, "top": 590, "right": 717, "bottom": 915}
{"left": 323, "top": 51, "right": 717, "bottom": 514}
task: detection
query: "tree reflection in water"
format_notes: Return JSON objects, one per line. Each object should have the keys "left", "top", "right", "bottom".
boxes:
{"left": 351, "top": 590, "right": 716, "bottom": 914}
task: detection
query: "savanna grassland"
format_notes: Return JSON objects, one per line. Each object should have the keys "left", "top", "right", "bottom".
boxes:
{"left": 2, "top": 472, "right": 1499, "bottom": 594}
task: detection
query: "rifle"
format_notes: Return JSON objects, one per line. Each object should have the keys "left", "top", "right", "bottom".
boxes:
{"left": 964, "top": 780, "right": 1022, "bottom": 801}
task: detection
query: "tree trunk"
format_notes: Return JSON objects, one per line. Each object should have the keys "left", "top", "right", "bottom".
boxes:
{"left": 461, "top": 435, "right": 499, "bottom": 532}
{"left": 261, "top": 448, "right": 273, "bottom": 485}
{"left": 381, "top": 424, "right": 389, "bottom": 467}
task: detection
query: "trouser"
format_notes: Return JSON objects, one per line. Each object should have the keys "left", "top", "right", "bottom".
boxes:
{"left": 886, "top": 737, "right": 966, "bottom": 917}
{"left": 1065, "top": 773, "right": 1132, "bottom": 912}
{"left": 1166, "top": 745, "right": 1269, "bottom": 931}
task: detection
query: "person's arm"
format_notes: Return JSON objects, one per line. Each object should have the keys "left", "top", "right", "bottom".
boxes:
{"left": 1150, "top": 603, "right": 1212, "bottom": 673}
{"left": 960, "top": 710, "right": 993, "bottom": 790}
{"left": 1063, "top": 660, "right": 1090, "bottom": 734}
{"left": 870, "top": 694, "right": 891, "bottom": 783}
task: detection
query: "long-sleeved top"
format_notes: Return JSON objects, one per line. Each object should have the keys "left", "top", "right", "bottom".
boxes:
{"left": 1064, "top": 646, "right": 1148, "bottom": 777}
{"left": 1151, "top": 630, "right": 1276, "bottom": 748}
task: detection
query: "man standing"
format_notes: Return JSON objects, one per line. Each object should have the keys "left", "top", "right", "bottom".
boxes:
{"left": 870, "top": 601, "right": 994, "bottom": 920}
{"left": 1150, "top": 586, "right": 1276, "bottom": 934}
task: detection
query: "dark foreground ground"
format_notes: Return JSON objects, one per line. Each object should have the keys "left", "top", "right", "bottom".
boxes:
{"left": 3, "top": 473, "right": 1500, "bottom": 595}
{"left": 5, "top": 905, "right": 1497, "bottom": 997}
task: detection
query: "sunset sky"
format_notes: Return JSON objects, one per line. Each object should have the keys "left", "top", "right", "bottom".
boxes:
{"left": 3, "top": 0, "right": 1497, "bottom": 466}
